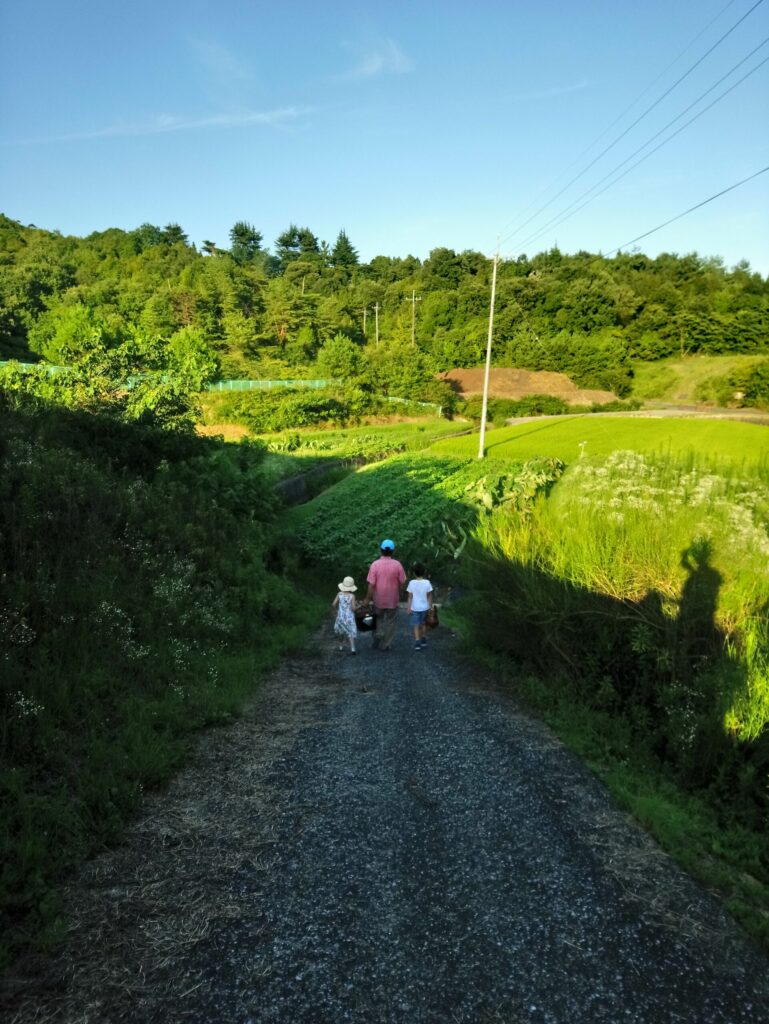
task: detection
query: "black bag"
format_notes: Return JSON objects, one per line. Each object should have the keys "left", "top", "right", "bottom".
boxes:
{"left": 425, "top": 606, "right": 439, "bottom": 629}
{"left": 355, "top": 607, "right": 377, "bottom": 632}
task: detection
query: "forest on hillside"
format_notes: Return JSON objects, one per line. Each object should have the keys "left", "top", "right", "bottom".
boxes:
{"left": 1, "top": 213, "right": 767, "bottom": 411}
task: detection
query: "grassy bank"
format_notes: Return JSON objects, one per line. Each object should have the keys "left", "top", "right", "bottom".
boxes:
{"left": 0, "top": 393, "right": 318, "bottom": 967}
{"left": 629, "top": 354, "right": 767, "bottom": 404}
{"left": 455, "top": 449, "right": 769, "bottom": 947}
{"left": 465, "top": 648, "right": 769, "bottom": 951}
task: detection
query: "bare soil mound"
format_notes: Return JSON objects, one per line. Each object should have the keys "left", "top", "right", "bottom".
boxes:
{"left": 440, "top": 367, "right": 617, "bottom": 405}
{"left": 196, "top": 423, "right": 250, "bottom": 441}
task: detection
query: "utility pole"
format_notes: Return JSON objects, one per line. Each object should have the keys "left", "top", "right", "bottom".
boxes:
{"left": 478, "top": 250, "right": 499, "bottom": 460}
{"left": 363, "top": 306, "right": 368, "bottom": 336}
{"left": 407, "top": 289, "right": 422, "bottom": 345}
{"left": 374, "top": 302, "right": 380, "bottom": 343}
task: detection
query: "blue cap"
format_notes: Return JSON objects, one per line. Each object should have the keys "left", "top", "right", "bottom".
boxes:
{"left": 380, "top": 538, "right": 395, "bottom": 550}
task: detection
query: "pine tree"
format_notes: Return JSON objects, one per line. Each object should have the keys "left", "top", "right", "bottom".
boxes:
{"left": 331, "top": 230, "right": 359, "bottom": 269}
{"left": 229, "top": 222, "right": 263, "bottom": 264}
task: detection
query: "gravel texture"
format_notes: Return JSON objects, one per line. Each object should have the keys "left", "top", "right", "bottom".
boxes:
{"left": 4, "top": 616, "right": 769, "bottom": 1024}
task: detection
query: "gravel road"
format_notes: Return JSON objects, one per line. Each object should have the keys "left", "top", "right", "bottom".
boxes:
{"left": 4, "top": 617, "right": 769, "bottom": 1024}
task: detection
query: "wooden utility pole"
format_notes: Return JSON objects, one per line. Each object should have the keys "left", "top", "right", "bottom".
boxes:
{"left": 478, "top": 251, "right": 499, "bottom": 459}
{"left": 363, "top": 306, "right": 368, "bottom": 336}
{"left": 407, "top": 289, "right": 422, "bottom": 344}
{"left": 374, "top": 303, "right": 380, "bottom": 343}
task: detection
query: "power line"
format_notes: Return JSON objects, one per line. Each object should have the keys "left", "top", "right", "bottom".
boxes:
{"left": 569, "top": 38, "right": 769, "bottom": 208}
{"left": 604, "top": 165, "right": 769, "bottom": 256}
{"left": 495, "top": 0, "right": 767, "bottom": 251}
{"left": 491, "top": 0, "right": 742, "bottom": 246}
{"left": 509, "top": 45, "right": 769, "bottom": 256}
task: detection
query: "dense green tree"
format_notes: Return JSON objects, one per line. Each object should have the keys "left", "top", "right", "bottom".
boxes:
{"left": 316, "top": 332, "right": 362, "bottom": 379}
{"left": 259, "top": 278, "right": 313, "bottom": 348}
{"left": 167, "top": 325, "right": 219, "bottom": 386}
{"left": 315, "top": 294, "right": 356, "bottom": 343}
{"left": 275, "top": 224, "right": 319, "bottom": 270}
{"left": 229, "top": 221, "right": 263, "bottom": 264}
{"left": 27, "top": 303, "right": 120, "bottom": 363}
{"left": 162, "top": 223, "right": 189, "bottom": 247}
{"left": 138, "top": 293, "right": 178, "bottom": 338}
{"left": 132, "top": 223, "right": 164, "bottom": 251}
{"left": 297, "top": 227, "right": 320, "bottom": 254}
{"left": 363, "top": 338, "right": 431, "bottom": 396}
{"left": 331, "top": 230, "right": 358, "bottom": 271}
{"left": 423, "top": 247, "right": 462, "bottom": 290}
{"left": 285, "top": 324, "right": 317, "bottom": 366}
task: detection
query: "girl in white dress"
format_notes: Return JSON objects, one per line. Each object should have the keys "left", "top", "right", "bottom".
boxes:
{"left": 332, "top": 576, "right": 359, "bottom": 654}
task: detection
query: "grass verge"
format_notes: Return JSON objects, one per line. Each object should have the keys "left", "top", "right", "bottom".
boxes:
{"left": 0, "top": 601, "right": 324, "bottom": 971}
{"left": 465, "top": 640, "right": 769, "bottom": 953}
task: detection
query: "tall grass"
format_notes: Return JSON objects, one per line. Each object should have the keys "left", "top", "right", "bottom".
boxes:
{"left": 465, "top": 449, "right": 769, "bottom": 817}
{"left": 457, "top": 448, "right": 769, "bottom": 944}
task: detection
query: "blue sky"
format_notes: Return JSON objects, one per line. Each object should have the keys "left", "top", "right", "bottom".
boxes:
{"left": 1, "top": 0, "right": 768, "bottom": 271}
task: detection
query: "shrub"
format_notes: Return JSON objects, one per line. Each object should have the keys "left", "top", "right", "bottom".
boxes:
{"left": 695, "top": 359, "right": 769, "bottom": 409}
{"left": 212, "top": 387, "right": 353, "bottom": 432}
{"left": 0, "top": 390, "right": 311, "bottom": 965}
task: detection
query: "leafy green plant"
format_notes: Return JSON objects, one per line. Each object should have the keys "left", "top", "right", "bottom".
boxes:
{"left": 289, "top": 452, "right": 564, "bottom": 586}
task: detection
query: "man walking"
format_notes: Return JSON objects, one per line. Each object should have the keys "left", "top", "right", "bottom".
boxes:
{"left": 366, "top": 539, "right": 406, "bottom": 650}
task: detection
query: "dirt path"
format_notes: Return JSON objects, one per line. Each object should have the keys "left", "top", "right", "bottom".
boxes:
{"left": 4, "top": 623, "right": 769, "bottom": 1023}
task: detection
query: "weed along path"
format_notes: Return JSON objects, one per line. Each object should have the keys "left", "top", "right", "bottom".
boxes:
{"left": 6, "top": 626, "right": 769, "bottom": 1023}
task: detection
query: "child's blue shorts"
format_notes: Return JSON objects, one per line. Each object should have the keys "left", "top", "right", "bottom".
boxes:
{"left": 409, "top": 609, "right": 428, "bottom": 626}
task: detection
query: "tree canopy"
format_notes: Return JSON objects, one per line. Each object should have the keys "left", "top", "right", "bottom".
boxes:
{"left": 0, "top": 214, "right": 766, "bottom": 403}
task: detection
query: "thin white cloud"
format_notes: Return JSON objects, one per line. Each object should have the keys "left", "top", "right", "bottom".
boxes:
{"left": 347, "top": 38, "right": 413, "bottom": 79}
{"left": 6, "top": 107, "right": 307, "bottom": 145}
{"left": 190, "top": 39, "right": 253, "bottom": 85}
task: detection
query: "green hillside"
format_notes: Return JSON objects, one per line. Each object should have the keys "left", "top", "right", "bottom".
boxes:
{"left": 630, "top": 354, "right": 768, "bottom": 403}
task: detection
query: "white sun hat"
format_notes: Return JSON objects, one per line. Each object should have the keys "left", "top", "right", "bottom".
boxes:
{"left": 338, "top": 576, "right": 357, "bottom": 592}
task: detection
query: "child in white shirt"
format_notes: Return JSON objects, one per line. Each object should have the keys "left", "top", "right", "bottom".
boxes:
{"left": 406, "top": 562, "right": 433, "bottom": 651}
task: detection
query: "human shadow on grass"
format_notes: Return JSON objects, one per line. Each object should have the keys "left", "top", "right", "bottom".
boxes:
{"left": 458, "top": 534, "right": 766, "bottom": 836}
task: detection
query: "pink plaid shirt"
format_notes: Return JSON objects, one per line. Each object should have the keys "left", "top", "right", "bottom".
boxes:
{"left": 367, "top": 556, "right": 406, "bottom": 609}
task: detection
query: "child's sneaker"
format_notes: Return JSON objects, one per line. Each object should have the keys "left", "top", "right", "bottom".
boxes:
{"left": 419, "top": 637, "right": 428, "bottom": 648}
{"left": 414, "top": 642, "right": 422, "bottom": 651}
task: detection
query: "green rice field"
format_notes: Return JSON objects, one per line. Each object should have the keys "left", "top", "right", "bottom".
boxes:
{"left": 432, "top": 415, "right": 769, "bottom": 465}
